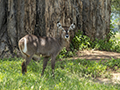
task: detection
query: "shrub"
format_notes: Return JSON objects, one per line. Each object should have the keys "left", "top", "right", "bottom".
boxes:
{"left": 71, "top": 30, "right": 91, "bottom": 50}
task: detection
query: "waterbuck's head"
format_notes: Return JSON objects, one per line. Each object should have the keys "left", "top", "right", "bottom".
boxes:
{"left": 57, "top": 22, "right": 75, "bottom": 41}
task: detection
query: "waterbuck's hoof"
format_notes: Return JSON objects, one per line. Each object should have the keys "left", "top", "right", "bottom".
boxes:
{"left": 22, "top": 72, "right": 26, "bottom": 75}
{"left": 21, "top": 62, "right": 27, "bottom": 75}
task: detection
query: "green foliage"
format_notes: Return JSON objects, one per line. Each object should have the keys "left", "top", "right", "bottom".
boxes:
{"left": 111, "top": 0, "right": 120, "bottom": 33}
{"left": 0, "top": 58, "right": 120, "bottom": 90}
{"left": 69, "top": 20, "right": 120, "bottom": 53}
{"left": 57, "top": 47, "right": 67, "bottom": 59}
{"left": 57, "top": 47, "right": 76, "bottom": 59}
{"left": 112, "top": 0, "right": 120, "bottom": 14}
{"left": 102, "top": 58, "right": 120, "bottom": 70}
{"left": 91, "top": 38, "right": 115, "bottom": 51}
{"left": 71, "top": 30, "right": 91, "bottom": 50}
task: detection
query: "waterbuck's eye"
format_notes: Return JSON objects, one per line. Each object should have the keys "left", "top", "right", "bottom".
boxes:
{"left": 62, "top": 29, "right": 66, "bottom": 32}
{"left": 57, "top": 22, "right": 64, "bottom": 30}
{"left": 57, "top": 23, "right": 61, "bottom": 27}
{"left": 71, "top": 24, "right": 75, "bottom": 29}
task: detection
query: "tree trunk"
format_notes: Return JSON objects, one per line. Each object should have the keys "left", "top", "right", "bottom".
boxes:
{"left": 82, "top": 0, "right": 111, "bottom": 40}
{"left": 0, "top": 0, "right": 111, "bottom": 59}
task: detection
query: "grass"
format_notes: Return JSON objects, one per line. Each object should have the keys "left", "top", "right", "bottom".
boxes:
{"left": 0, "top": 58, "right": 120, "bottom": 90}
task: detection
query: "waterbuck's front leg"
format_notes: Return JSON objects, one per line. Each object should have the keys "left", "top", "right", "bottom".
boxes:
{"left": 41, "top": 57, "right": 49, "bottom": 76}
{"left": 51, "top": 55, "right": 57, "bottom": 76}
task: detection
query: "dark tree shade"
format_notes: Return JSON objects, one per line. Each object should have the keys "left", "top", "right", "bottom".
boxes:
{"left": 0, "top": 0, "right": 111, "bottom": 58}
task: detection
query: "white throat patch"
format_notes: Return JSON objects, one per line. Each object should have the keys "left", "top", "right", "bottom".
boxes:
{"left": 41, "top": 39, "right": 46, "bottom": 46}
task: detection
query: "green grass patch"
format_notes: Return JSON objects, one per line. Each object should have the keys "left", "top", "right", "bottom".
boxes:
{"left": 0, "top": 58, "right": 120, "bottom": 90}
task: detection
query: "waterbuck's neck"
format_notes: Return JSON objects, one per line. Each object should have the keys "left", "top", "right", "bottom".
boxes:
{"left": 56, "top": 36, "right": 69, "bottom": 49}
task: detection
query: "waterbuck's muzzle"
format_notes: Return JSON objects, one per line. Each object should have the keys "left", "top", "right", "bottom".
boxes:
{"left": 65, "top": 35, "right": 69, "bottom": 38}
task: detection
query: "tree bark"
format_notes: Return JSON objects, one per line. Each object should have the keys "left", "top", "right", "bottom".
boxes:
{"left": 0, "top": 0, "right": 111, "bottom": 58}
{"left": 82, "top": 0, "right": 111, "bottom": 40}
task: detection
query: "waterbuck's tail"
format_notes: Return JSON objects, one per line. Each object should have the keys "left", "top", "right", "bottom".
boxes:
{"left": 18, "top": 38, "right": 30, "bottom": 57}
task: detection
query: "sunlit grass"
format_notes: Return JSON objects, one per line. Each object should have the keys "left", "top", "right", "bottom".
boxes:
{"left": 0, "top": 58, "right": 120, "bottom": 90}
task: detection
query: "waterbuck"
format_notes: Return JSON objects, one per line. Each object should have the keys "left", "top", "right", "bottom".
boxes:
{"left": 18, "top": 22, "right": 75, "bottom": 76}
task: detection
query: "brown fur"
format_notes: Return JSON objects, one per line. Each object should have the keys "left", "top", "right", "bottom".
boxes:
{"left": 18, "top": 23, "right": 75, "bottom": 75}
{"left": 21, "top": 61, "right": 27, "bottom": 74}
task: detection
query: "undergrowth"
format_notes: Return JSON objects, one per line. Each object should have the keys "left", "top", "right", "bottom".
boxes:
{"left": 0, "top": 58, "right": 120, "bottom": 89}
{"left": 70, "top": 29, "right": 120, "bottom": 52}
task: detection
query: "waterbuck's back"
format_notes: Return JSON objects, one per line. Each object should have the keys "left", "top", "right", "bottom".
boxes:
{"left": 38, "top": 36, "right": 63, "bottom": 56}
{"left": 19, "top": 34, "right": 62, "bottom": 57}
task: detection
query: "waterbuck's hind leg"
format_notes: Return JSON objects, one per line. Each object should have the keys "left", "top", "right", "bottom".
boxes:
{"left": 21, "top": 56, "right": 32, "bottom": 75}
{"left": 21, "top": 61, "right": 27, "bottom": 74}
{"left": 41, "top": 57, "right": 49, "bottom": 76}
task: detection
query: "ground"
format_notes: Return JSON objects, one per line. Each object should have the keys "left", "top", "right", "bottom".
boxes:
{"left": 75, "top": 50, "right": 120, "bottom": 84}
{"left": 76, "top": 50, "right": 120, "bottom": 60}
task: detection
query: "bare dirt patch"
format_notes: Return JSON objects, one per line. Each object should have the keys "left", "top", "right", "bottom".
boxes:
{"left": 75, "top": 50, "right": 120, "bottom": 84}
{"left": 96, "top": 73, "right": 120, "bottom": 84}
{"left": 76, "top": 50, "right": 120, "bottom": 60}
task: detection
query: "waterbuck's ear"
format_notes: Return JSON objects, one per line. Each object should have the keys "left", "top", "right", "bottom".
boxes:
{"left": 69, "top": 23, "right": 75, "bottom": 30}
{"left": 57, "top": 22, "right": 63, "bottom": 29}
